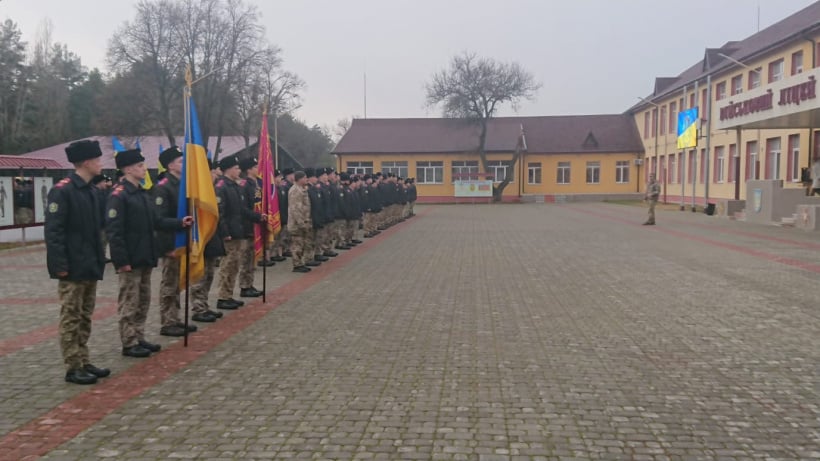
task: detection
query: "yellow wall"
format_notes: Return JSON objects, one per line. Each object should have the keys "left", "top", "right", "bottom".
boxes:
{"left": 635, "top": 35, "right": 820, "bottom": 201}
{"left": 339, "top": 151, "right": 642, "bottom": 198}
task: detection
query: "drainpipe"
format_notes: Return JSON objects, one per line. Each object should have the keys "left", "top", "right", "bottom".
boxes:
{"left": 704, "top": 74, "right": 712, "bottom": 205}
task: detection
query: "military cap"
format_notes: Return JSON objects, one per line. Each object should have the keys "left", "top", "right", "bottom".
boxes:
{"left": 115, "top": 148, "right": 145, "bottom": 169}
{"left": 239, "top": 156, "right": 258, "bottom": 171}
{"left": 339, "top": 172, "right": 351, "bottom": 181}
{"left": 219, "top": 155, "right": 240, "bottom": 170}
{"left": 363, "top": 174, "right": 372, "bottom": 181}
{"left": 304, "top": 167, "right": 316, "bottom": 178}
{"left": 159, "top": 146, "right": 183, "bottom": 168}
{"left": 91, "top": 174, "right": 107, "bottom": 185}
{"left": 275, "top": 168, "right": 282, "bottom": 176}
{"left": 65, "top": 139, "right": 102, "bottom": 163}
{"left": 318, "top": 167, "right": 329, "bottom": 177}
{"left": 282, "top": 167, "right": 294, "bottom": 176}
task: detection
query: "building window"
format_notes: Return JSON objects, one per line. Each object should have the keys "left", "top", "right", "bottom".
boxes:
{"left": 669, "top": 101, "right": 677, "bottom": 133}
{"left": 746, "top": 141, "right": 759, "bottom": 180}
{"left": 714, "top": 146, "right": 725, "bottom": 183}
{"left": 716, "top": 82, "right": 727, "bottom": 101}
{"left": 486, "top": 160, "right": 513, "bottom": 182}
{"left": 346, "top": 161, "right": 373, "bottom": 175}
{"left": 557, "top": 162, "right": 571, "bottom": 184}
{"left": 381, "top": 161, "right": 408, "bottom": 178}
{"left": 768, "top": 59, "right": 784, "bottom": 83}
{"left": 749, "top": 68, "right": 762, "bottom": 89}
{"left": 643, "top": 112, "right": 650, "bottom": 139}
{"left": 792, "top": 51, "right": 804, "bottom": 75}
{"left": 788, "top": 134, "right": 800, "bottom": 182}
{"left": 615, "top": 160, "right": 630, "bottom": 184}
{"left": 700, "top": 148, "right": 706, "bottom": 184}
{"left": 416, "top": 161, "right": 443, "bottom": 184}
{"left": 669, "top": 155, "right": 676, "bottom": 184}
{"left": 688, "top": 150, "right": 695, "bottom": 183}
{"left": 731, "top": 75, "right": 743, "bottom": 95}
{"left": 766, "top": 137, "right": 781, "bottom": 180}
{"left": 659, "top": 106, "right": 666, "bottom": 135}
{"left": 689, "top": 93, "right": 696, "bottom": 109}
{"left": 586, "top": 161, "right": 600, "bottom": 184}
{"left": 678, "top": 152, "right": 684, "bottom": 183}
{"left": 728, "top": 144, "right": 737, "bottom": 182}
{"left": 451, "top": 160, "right": 479, "bottom": 182}
{"left": 527, "top": 162, "right": 542, "bottom": 185}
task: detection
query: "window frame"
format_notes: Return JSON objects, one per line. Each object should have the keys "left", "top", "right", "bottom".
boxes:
{"left": 556, "top": 161, "right": 571, "bottom": 185}
{"left": 615, "top": 160, "right": 630, "bottom": 184}
{"left": 416, "top": 161, "right": 444, "bottom": 184}
{"left": 346, "top": 161, "right": 374, "bottom": 175}
{"left": 381, "top": 160, "right": 408, "bottom": 179}
{"left": 450, "top": 160, "right": 480, "bottom": 183}
{"left": 486, "top": 160, "right": 513, "bottom": 183}
{"left": 585, "top": 161, "right": 601, "bottom": 184}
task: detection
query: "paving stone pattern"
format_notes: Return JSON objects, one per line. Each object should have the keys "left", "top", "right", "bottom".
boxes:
{"left": 1, "top": 203, "right": 818, "bottom": 460}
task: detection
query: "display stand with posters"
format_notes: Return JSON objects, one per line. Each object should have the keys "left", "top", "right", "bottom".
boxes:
{"left": 0, "top": 177, "right": 13, "bottom": 227}
{"left": 33, "top": 177, "right": 53, "bottom": 223}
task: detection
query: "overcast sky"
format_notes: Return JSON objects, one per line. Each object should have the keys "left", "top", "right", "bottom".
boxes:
{"left": 1, "top": 0, "right": 817, "bottom": 131}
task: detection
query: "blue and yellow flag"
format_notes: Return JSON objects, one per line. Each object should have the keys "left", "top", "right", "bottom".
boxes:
{"left": 676, "top": 108, "right": 699, "bottom": 149}
{"left": 175, "top": 98, "right": 219, "bottom": 290}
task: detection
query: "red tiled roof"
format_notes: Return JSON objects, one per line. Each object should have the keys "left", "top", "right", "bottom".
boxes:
{"left": 0, "top": 155, "right": 63, "bottom": 169}
{"left": 632, "top": 1, "right": 820, "bottom": 110}
{"left": 332, "top": 115, "right": 644, "bottom": 155}
{"left": 18, "top": 135, "right": 252, "bottom": 169}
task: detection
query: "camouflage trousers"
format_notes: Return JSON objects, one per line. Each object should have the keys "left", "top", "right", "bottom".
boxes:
{"left": 409, "top": 201, "right": 415, "bottom": 215}
{"left": 217, "top": 239, "right": 243, "bottom": 299}
{"left": 58, "top": 280, "right": 98, "bottom": 371}
{"left": 290, "top": 228, "right": 313, "bottom": 267}
{"left": 344, "top": 219, "right": 357, "bottom": 242}
{"left": 238, "top": 238, "right": 255, "bottom": 289}
{"left": 362, "top": 212, "right": 376, "bottom": 234}
{"left": 333, "top": 220, "right": 346, "bottom": 247}
{"left": 403, "top": 203, "right": 410, "bottom": 218}
{"left": 273, "top": 227, "right": 290, "bottom": 256}
{"left": 158, "top": 257, "right": 181, "bottom": 328}
{"left": 647, "top": 199, "right": 658, "bottom": 224}
{"left": 118, "top": 267, "right": 152, "bottom": 348}
{"left": 190, "top": 257, "right": 217, "bottom": 314}
{"left": 315, "top": 226, "right": 331, "bottom": 254}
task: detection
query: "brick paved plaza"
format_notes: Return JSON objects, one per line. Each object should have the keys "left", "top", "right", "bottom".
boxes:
{"left": 0, "top": 203, "right": 818, "bottom": 460}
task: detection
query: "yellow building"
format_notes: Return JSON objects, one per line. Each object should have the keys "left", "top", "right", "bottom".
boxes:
{"left": 332, "top": 116, "right": 644, "bottom": 203}
{"left": 630, "top": 1, "right": 820, "bottom": 209}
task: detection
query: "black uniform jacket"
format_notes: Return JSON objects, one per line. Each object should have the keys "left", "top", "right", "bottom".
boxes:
{"left": 45, "top": 173, "right": 106, "bottom": 281}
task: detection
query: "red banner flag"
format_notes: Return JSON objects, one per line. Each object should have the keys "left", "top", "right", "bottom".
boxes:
{"left": 254, "top": 112, "right": 281, "bottom": 263}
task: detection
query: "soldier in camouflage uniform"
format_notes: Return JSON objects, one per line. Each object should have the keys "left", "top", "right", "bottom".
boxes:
{"left": 46, "top": 140, "right": 109, "bottom": 385}
{"left": 288, "top": 171, "right": 313, "bottom": 273}
{"left": 107, "top": 149, "right": 192, "bottom": 357}
{"left": 238, "top": 157, "right": 264, "bottom": 296}
{"left": 644, "top": 173, "right": 661, "bottom": 225}
{"left": 270, "top": 169, "right": 292, "bottom": 261}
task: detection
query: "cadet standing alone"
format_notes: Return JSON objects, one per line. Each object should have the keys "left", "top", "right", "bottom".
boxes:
{"left": 644, "top": 173, "right": 661, "bottom": 225}
{"left": 45, "top": 140, "right": 109, "bottom": 385}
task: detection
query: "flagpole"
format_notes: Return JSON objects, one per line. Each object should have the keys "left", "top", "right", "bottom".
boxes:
{"left": 183, "top": 69, "right": 193, "bottom": 347}
{"left": 262, "top": 105, "right": 269, "bottom": 304}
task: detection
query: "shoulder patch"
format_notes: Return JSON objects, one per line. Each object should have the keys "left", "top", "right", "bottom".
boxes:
{"left": 111, "top": 185, "right": 124, "bottom": 196}
{"left": 48, "top": 202, "right": 59, "bottom": 213}
{"left": 108, "top": 208, "right": 117, "bottom": 219}
{"left": 54, "top": 178, "right": 70, "bottom": 189}
{"left": 155, "top": 196, "right": 164, "bottom": 206}
{"left": 216, "top": 179, "right": 225, "bottom": 188}
{"left": 158, "top": 178, "right": 169, "bottom": 186}
{"left": 239, "top": 179, "right": 246, "bottom": 186}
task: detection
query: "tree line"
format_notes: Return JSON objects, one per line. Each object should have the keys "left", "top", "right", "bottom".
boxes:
{"left": 0, "top": 0, "right": 333, "bottom": 166}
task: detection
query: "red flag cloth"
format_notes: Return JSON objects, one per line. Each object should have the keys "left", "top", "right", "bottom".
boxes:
{"left": 254, "top": 112, "right": 281, "bottom": 263}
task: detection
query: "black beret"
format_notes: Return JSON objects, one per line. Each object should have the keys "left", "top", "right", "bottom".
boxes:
{"left": 239, "top": 156, "right": 258, "bottom": 171}
{"left": 91, "top": 174, "right": 106, "bottom": 185}
{"left": 159, "top": 146, "right": 183, "bottom": 168}
{"left": 274, "top": 169, "right": 282, "bottom": 176}
{"left": 304, "top": 167, "right": 316, "bottom": 178}
{"left": 65, "top": 140, "right": 102, "bottom": 163}
{"left": 294, "top": 171, "right": 306, "bottom": 181}
{"left": 282, "top": 167, "right": 294, "bottom": 176}
{"left": 219, "top": 155, "right": 240, "bottom": 170}
{"left": 363, "top": 174, "right": 372, "bottom": 181}
{"left": 115, "top": 149, "right": 145, "bottom": 169}
{"left": 318, "top": 167, "right": 329, "bottom": 176}
{"left": 339, "top": 172, "right": 351, "bottom": 181}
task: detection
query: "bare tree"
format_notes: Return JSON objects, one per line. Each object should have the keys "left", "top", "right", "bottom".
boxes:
{"left": 425, "top": 51, "right": 540, "bottom": 200}
{"left": 108, "top": 0, "right": 185, "bottom": 145}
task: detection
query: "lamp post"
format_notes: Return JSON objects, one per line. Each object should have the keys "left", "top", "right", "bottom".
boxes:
{"left": 638, "top": 97, "right": 663, "bottom": 199}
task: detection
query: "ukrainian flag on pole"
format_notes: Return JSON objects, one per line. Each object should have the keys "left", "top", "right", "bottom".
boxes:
{"left": 175, "top": 96, "right": 219, "bottom": 290}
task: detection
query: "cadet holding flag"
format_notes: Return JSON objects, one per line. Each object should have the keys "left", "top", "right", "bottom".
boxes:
{"left": 107, "top": 149, "right": 193, "bottom": 358}
{"left": 153, "top": 146, "right": 206, "bottom": 329}
{"left": 46, "top": 140, "right": 108, "bottom": 385}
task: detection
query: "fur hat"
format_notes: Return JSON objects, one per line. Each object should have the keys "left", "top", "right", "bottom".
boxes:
{"left": 115, "top": 149, "right": 145, "bottom": 169}
{"left": 65, "top": 140, "right": 102, "bottom": 163}
{"left": 159, "top": 146, "right": 183, "bottom": 168}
